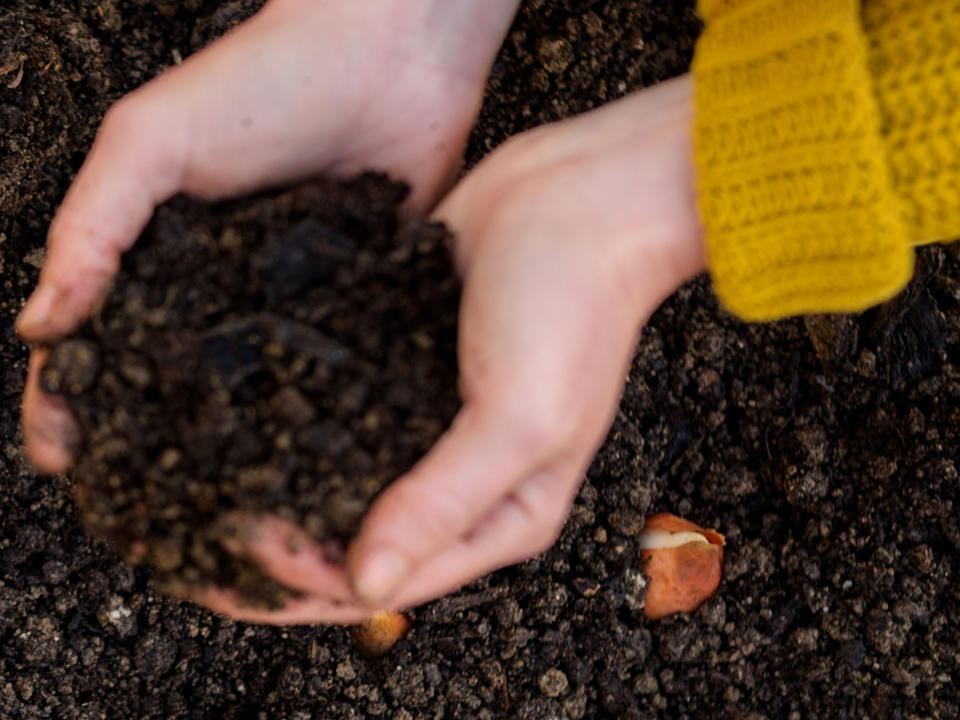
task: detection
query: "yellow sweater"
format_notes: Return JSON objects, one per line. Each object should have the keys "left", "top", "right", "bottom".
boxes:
{"left": 694, "top": 0, "right": 960, "bottom": 320}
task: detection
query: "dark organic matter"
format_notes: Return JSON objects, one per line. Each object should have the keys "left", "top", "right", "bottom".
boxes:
{"left": 0, "top": 4, "right": 107, "bottom": 216}
{"left": 42, "top": 174, "right": 461, "bottom": 608}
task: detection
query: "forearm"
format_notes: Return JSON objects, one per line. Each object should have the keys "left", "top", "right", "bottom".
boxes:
{"left": 416, "top": 0, "right": 523, "bottom": 82}
{"left": 273, "top": 0, "right": 522, "bottom": 85}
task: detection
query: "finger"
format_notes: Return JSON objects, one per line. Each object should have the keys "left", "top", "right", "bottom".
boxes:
{"left": 221, "top": 514, "right": 357, "bottom": 603}
{"left": 348, "top": 404, "right": 546, "bottom": 605}
{"left": 388, "top": 466, "right": 583, "bottom": 610}
{"left": 16, "top": 88, "right": 189, "bottom": 342}
{"left": 22, "top": 349, "right": 78, "bottom": 473}
{"left": 189, "top": 584, "right": 375, "bottom": 626}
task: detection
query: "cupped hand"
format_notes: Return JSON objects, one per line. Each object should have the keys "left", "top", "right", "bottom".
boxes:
{"left": 345, "top": 74, "right": 707, "bottom": 610}
{"left": 20, "top": 0, "right": 519, "bottom": 469}
{"left": 18, "top": 0, "right": 519, "bottom": 622}
{"left": 187, "top": 75, "right": 707, "bottom": 625}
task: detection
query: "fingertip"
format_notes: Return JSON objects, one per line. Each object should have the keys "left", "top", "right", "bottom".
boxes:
{"left": 15, "top": 284, "right": 60, "bottom": 342}
{"left": 189, "top": 584, "right": 374, "bottom": 626}
{"left": 348, "top": 545, "right": 411, "bottom": 606}
{"left": 347, "top": 405, "right": 529, "bottom": 603}
{"left": 240, "top": 514, "right": 355, "bottom": 602}
{"left": 27, "top": 225, "right": 121, "bottom": 341}
{"left": 22, "top": 350, "right": 76, "bottom": 473}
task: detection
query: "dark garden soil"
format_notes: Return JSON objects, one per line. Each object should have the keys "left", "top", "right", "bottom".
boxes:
{"left": 43, "top": 174, "right": 460, "bottom": 609}
{"left": 1, "top": 1, "right": 958, "bottom": 719}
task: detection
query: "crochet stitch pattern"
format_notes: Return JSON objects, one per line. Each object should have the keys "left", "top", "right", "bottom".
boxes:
{"left": 693, "top": 0, "right": 913, "bottom": 320}
{"left": 865, "top": 0, "right": 960, "bottom": 247}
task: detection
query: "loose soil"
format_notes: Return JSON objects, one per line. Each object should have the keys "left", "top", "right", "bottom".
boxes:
{"left": 1, "top": 2, "right": 958, "bottom": 719}
{"left": 43, "top": 174, "right": 460, "bottom": 608}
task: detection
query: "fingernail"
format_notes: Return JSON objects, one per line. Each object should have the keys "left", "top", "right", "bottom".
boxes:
{"left": 355, "top": 549, "right": 410, "bottom": 604}
{"left": 17, "top": 284, "right": 58, "bottom": 338}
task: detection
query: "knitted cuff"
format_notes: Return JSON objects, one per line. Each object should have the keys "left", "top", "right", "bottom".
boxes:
{"left": 865, "top": 0, "right": 960, "bottom": 246}
{"left": 693, "top": 0, "right": 913, "bottom": 320}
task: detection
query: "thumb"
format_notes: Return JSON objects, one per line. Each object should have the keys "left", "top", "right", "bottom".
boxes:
{"left": 16, "top": 90, "right": 187, "bottom": 342}
{"left": 347, "top": 404, "right": 541, "bottom": 605}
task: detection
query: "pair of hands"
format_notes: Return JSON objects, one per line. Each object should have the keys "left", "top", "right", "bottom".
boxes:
{"left": 19, "top": 0, "right": 705, "bottom": 624}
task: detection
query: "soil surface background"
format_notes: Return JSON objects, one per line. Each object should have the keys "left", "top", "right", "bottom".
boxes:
{"left": 1, "top": 2, "right": 958, "bottom": 719}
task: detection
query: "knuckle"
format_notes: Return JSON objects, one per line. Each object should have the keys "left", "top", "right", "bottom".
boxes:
{"left": 515, "top": 476, "right": 575, "bottom": 557}
{"left": 99, "top": 102, "right": 134, "bottom": 142}
{"left": 99, "top": 95, "right": 148, "bottom": 141}
{"left": 508, "top": 400, "right": 573, "bottom": 459}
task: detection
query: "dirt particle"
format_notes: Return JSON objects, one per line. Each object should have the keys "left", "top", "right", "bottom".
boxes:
{"left": 135, "top": 631, "right": 177, "bottom": 676}
{"left": 41, "top": 339, "right": 100, "bottom": 395}
{"left": 98, "top": 595, "right": 137, "bottom": 638}
{"left": 537, "top": 37, "right": 574, "bottom": 74}
{"left": 23, "top": 246, "right": 44, "bottom": 268}
{"left": 336, "top": 660, "right": 356, "bottom": 681}
{"left": 539, "top": 668, "right": 569, "bottom": 697}
{"left": 18, "top": 615, "right": 62, "bottom": 664}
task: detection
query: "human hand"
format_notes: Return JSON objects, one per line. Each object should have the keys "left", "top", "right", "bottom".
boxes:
{"left": 18, "top": 0, "right": 520, "bottom": 623}
{"left": 194, "top": 75, "right": 706, "bottom": 623}
{"left": 20, "top": 0, "right": 520, "bottom": 468}
{"left": 346, "top": 74, "right": 707, "bottom": 609}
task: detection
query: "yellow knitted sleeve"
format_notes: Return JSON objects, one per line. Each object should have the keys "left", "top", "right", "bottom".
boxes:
{"left": 693, "top": 0, "right": 960, "bottom": 321}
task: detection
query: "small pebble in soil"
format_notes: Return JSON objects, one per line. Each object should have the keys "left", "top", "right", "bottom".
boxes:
{"left": 538, "top": 667, "right": 569, "bottom": 697}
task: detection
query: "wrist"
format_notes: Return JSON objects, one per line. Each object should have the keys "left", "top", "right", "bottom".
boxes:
{"left": 271, "top": 0, "right": 521, "bottom": 84}
{"left": 567, "top": 74, "right": 705, "bottom": 321}
{"left": 437, "top": 74, "right": 703, "bottom": 327}
{"left": 623, "top": 76, "right": 705, "bottom": 319}
{"left": 405, "top": 0, "right": 523, "bottom": 83}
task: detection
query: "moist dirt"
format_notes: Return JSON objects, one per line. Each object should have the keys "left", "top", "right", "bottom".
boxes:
{"left": 42, "top": 174, "right": 460, "bottom": 609}
{"left": 1, "top": 1, "right": 958, "bottom": 719}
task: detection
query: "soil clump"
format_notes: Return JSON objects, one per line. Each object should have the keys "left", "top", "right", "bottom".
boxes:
{"left": 42, "top": 174, "right": 460, "bottom": 607}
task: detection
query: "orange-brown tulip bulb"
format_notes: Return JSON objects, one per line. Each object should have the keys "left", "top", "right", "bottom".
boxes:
{"left": 638, "top": 513, "right": 725, "bottom": 620}
{"left": 352, "top": 611, "right": 411, "bottom": 657}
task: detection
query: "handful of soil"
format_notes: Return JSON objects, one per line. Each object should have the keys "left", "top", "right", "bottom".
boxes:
{"left": 40, "top": 174, "right": 461, "bottom": 607}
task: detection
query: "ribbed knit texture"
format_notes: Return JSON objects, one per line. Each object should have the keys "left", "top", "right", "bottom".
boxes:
{"left": 693, "top": 0, "right": 914, "bottom": 320}
{"left": 865, "top": 0, "right": 960, "bottom": 246}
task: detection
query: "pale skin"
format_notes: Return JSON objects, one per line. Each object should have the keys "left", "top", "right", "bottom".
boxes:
{"left": 18, "top": 0, "right": 706, "bottom": 624}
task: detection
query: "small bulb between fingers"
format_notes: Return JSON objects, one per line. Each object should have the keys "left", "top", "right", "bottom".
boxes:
{"left": 352, "top": 610, "right": 411, "bottom": 657}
